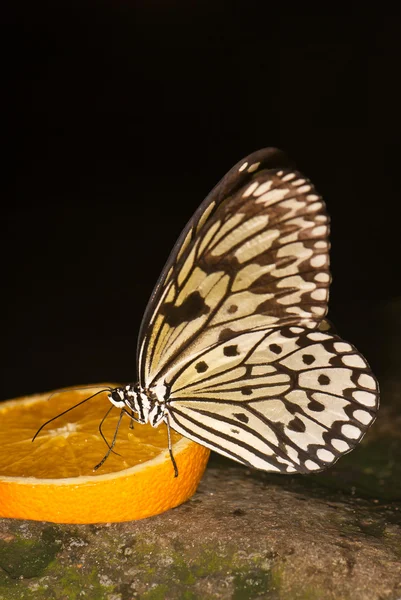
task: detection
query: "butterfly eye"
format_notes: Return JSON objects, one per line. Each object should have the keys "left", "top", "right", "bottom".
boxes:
{"left": 108, "top": 390, "right": 125, "bottom": 408}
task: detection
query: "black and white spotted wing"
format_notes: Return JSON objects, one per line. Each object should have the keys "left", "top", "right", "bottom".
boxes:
{"left": 165, "top": 327, "right": 377, "bottom": 473}
{"left": 135, "top": 148, "right": 379, "bottom": 473}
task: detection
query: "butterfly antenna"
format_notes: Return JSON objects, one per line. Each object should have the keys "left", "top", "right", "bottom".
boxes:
{"left": 32, "top": 388, "right": 111, "bottom": 442}
{"left": 93, "top": 408, "right": 126, "bottom": 471}
{"left": 46, "top": 385, "right": 112, "bottom": 403}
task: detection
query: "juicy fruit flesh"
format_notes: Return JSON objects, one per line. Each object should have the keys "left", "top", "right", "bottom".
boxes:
{"left": 0, "top": 389, "right": 182, "bottom": 478}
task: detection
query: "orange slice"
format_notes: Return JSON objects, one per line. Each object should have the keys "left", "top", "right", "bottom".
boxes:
{"left": 0, "top": 385, "right": 210, "bottom": 523}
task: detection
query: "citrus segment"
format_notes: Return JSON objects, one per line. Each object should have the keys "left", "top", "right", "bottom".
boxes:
{"left": 0, "top": 386, "right": 210, "bottom": 523}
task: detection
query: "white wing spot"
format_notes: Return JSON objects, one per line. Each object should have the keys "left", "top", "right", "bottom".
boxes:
{"left": 256, "top": 188, "right": 289, "bottom": 205}
{"left": 292, "top": 178, "right": 307, "bottom": 186}
{"left": 334, "top": 342, "right": 353, "bottom": 353}
{"left": 342, "top": 354, "right": 366, "bottom": 368}
{"left": 247, "top": 161, "right": 260, "bottom": 173}
{"left": 287, "top": 306, "right": 312, "bottom": 317}
{"left": 306, "top": 194, "right": 320, "bottom": 201}
{"left": 305, "top": 460, "right": 320, "bottom": 471}
{"left": 253, "top": 181, "right": 273, "bottom": 196}
{"left": 353, "top": 410, "right": 373, "bottom": 425}
{"left": 286, "top": 446, "right": 300, "bottom": 464}
{"left": 282, "top": 172, "right": 296, "bottom": 182}
{"left": 358, "top": 374, "right": 376, "bottom": 390}
{"left": 307, "top": 202, "right": 324, "bottom": 213}
{"left": 243, "top": 182, "right": 259, "bottom": 197}
{"left": 352, "top": 390, "right": 377, "bottom": 407}
{"left": 307, "top": 331, "right": 330, "bottom": 341}
{"left": 317, "top": 448, "right": 335, "bottom": 462}
{"left": 332, "top": 439, "right": 350, "bottom": 452}
{"left": 314, "top": 240, "right": 328, "bottom": 249}
{"left": 310, "top": 255, "right": 326, "bottom": 268}
{"left": 312, "top": 226, "right": 328, "bottom": 237}
{"left": 311, "top": 306, "right": 326, "bottom": 316}
{"left": 239, "top": 161, "right": 248, "bottom": 172}
{"left": 297, "top": 185, "right": 312, "bottom": 194}
{"left": 341, "top": 424, "right": 361, "bottom": 439}
{"left": 314, "top": 272, "right": 330, "bottom": 283}
{"left": 311, "top": 288, "right": 327, "bottom": 301}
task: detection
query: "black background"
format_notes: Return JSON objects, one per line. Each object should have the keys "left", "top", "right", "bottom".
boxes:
{"left": 3, "top": 4, "right": 400, "bottom": 400}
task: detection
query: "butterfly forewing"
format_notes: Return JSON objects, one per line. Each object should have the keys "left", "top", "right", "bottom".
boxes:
{"left": 136, "top": 148, "right": 379, "bottom": 473}
{"left": 137, "top": 149, "right": 289, "bottom": 358}
{"left": 139, "top": 152, "right": 331, "bottom": 387}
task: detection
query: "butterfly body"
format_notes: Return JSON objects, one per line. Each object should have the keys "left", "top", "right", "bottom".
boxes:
{"left": 108, "top": 383, "right": 168, "bottom": 427}
{"left": 105, "top": 148, "right": 379, "bottom": 475}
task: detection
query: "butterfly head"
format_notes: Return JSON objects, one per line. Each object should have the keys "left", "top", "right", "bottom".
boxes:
{"left": 107, "top": 385, "right": 146, "bottom": 422}
{"left": 108, "top": 388, "right": 127, "bottom": 409}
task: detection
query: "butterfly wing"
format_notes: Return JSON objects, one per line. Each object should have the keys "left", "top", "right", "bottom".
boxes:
{"left": 136, "top": 148, "right": 379, "bottom": 473}
{"left": 165, "top": 326, "right": 379, "bottom": 473}
{"left": 137, "top": 147, "right": 292, "bottom": 360}
{"left": 137, "top": 148, "right": 331, "bottom": 387}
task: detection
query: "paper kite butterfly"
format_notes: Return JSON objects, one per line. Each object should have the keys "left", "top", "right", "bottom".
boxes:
{"left": 36, "top": 148, "right": 380, "bottom": 476}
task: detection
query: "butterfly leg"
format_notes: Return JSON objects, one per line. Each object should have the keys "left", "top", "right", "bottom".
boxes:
{"left": 165, "top": 417, "right": 179, "bottom": 478}
{"left": 98, "top": 404, "right": 122, "bottom": 456}
{"left": 93, "top": 408, "right": 130, "bottom": 471}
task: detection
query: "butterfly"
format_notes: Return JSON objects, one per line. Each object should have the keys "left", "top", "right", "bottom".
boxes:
{"left": 36, "top": 148, "right": 380, "bottom": 476}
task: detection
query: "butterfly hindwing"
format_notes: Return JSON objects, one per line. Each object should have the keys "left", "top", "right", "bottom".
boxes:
{"left": 165, "top": 327, "right": 378, "bottom": 473}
